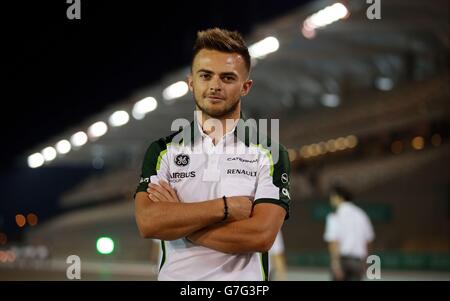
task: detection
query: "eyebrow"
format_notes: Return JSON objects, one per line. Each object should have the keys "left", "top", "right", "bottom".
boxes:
{"left": 197, "top": 69, "right": 238, "bottom": 77}
{"left": 197, "top": 69, "right": 213, "bottom": 75}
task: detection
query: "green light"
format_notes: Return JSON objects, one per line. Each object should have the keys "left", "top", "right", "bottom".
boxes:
{"left": 96, "top": 237, "right": 114, "bottom": 255}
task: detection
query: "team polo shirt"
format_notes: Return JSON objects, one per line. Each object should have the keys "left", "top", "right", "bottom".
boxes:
{"left": 135, "top": 113, "right": 291, "bottom": 281}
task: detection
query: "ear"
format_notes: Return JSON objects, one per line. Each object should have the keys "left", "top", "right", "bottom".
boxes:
{"left": 188, "top": 74, "right": 194, "bottom": 92}
{"left": 241, "top": 79, "right": 253, "bottom": 97}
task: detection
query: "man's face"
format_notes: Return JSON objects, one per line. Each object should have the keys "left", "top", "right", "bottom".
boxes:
{"left": 188, "top": 49, "right": 253, "bottom": 119}
{"left": 330, "top": 193, "right": 342, "bottom": 210}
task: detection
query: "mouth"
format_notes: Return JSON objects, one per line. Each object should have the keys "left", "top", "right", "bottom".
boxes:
{"left": 206, "top": 95, "right": 225, "bottom": 103}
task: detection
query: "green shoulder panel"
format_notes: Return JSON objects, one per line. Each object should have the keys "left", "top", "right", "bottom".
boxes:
{"left": 254, "top": 141, "right": 292, "bottom": 219}
{"left": 273, "top": 143, "right": 291, "bottom": 210}
{"left": 134, "top": 131, "right": 181, "bottom": 197}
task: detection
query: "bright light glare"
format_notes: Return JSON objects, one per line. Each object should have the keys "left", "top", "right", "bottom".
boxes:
{"left": 308, "top": 3, "right": 348, "bottom": 28}
{"left": 88, "top": 121, "right": 108, "bottom": 138}
{"left": 42, "top": 146, "right": 57, "bottom": 161}
{"left": 162, "top": 81, "right": 189, "bottom": 101}
{"left": 56, "top": 139, "right": 71, "bottom": 154}
{"left": 132, "top": 97, "right": 158, "bottom": 120}
{"left": 96, "top": 237, "right": 114, "bottom": 255}
{"left": 109, "top": 110, "right": 129, "bottom": 127}
{"left": 375, "top": 77, "right": 394, "bottom": 91}
{"left": 321, "top": 93, "right": 340, "bottom": 107}
{"left": 302, "top": 3, "right": 349, "bottom": 38}
{"left": 71, "top": 131, "right": 88, "bottom": 147}
{"left": 249, "top": 37, "right": 279, "bottom": 59}
{"left": 28, "top": 153, "right": 45, "bottom": 168}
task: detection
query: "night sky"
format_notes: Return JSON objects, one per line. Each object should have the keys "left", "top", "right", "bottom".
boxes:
{"left": 4, "top": 0, "right": 308, "bottom": 171}
{"left": 2, "top": 0, "right": 310, "bottom": 238}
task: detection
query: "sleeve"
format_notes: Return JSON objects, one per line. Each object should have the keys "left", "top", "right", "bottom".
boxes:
{"left": 253, "top": 144, "right": 291, "bottom": 219}
{"left": 134, "top": 139, "right": 170, "bottom": 198}
{"left": 323, "top": 213, "right": 339, "bottom": 242}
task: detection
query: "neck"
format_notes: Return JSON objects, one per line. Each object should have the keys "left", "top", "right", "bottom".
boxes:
{"left": 196, "top": 105, "right": 240, "bottom": 144}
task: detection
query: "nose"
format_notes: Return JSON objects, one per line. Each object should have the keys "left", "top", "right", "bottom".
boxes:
{"left": 209, "top": 76, "right": 222, "bottom": 92}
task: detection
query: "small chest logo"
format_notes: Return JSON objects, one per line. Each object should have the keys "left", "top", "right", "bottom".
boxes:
{"left": 281, "top": 173, "right": 289, "bottom": 184}
{"left": 175, "top": 154, "right": 190, "bottom": 167}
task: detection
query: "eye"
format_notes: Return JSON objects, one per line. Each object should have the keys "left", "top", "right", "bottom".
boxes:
{"left": 222, "top": 76, "right": 235, "bottom": 82}
{"left": 200, "top": 73, "right": 211, "bottom": 79}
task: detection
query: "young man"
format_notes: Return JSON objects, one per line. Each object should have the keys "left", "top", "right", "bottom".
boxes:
{"left": 324, "top": 185, "right": 375, "bottom": 281}
{"left": 134, "top": 28, "right": 291, "bottom": 281}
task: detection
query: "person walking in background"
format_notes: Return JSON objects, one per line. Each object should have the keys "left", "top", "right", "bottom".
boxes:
{"left": 269, "top": 230, "right": 288, "bottom": 280}
{"left": 323, "top": 185, "right": 375, "bottom": 281}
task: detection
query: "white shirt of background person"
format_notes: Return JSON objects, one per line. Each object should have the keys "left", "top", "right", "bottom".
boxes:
{"left": 323, "top": 202, "right": 375, "bottom": 259}
{"left": 269, "top": 231, "right": 288, "bottom": 280}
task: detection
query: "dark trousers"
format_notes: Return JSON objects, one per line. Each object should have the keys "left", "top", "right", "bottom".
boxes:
{"left": 332, "top": 256, "right": 365, "bottom": 281}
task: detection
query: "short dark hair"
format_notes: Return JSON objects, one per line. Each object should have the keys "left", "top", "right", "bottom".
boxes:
{"left": 192, "top": 28, "right": 251, "bottom": 72}
{"left": 330, "top": 185, "right": 353, "bottom": 201}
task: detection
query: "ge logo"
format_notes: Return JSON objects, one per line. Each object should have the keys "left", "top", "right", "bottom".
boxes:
{"left": 175, "top": 154, "right": 190, "bottom": 167}
{"left": 281, "top": 173, "right": 289, "bottom": 184}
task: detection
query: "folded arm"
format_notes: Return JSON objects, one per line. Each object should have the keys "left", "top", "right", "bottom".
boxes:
{"left": 135, "top": 181, "right": 253, "bottom": 241}
{"left": 187, "top": 203, "right": 286, "bottom": 254}
{"left": 135, "top": 191, "right": 225, "bottom": 240}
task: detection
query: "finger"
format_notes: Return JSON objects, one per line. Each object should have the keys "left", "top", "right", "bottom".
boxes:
{"left": 160, "top": 181, "right": 178, "bottom": 201}
{"left": 159, "top": 180, "right": 170, "bottom": 190}
{"left": 148, "top": 183, "right": 162, "bottom": 195}
{"left": 147, "top": 193, "right": 155, "bottom": 202}
{"left": 148, "top": 189, "right": 165, "bottom": 201}
{"left": 150, "top": 189, "right": 168, "bottom": 202}
{"left": 148, "top": 183, "right": 166, "bottom": 195}
{"left": 148, "top": 191, "right": 161, "bottom": 202}
{"left": 159, "top": 181, "right": 174, "bottom": 193}
{"left": 151, "top": 183, "right": 173, "bottom": 201}
{"left": 147, "top": 187, "right": 160, "bottom": 195}
{"left": 157, "top": 183, "right": 178, "bottom": 202}
{"left": 148, "top": 187, "right": 168, "bottom": 200}
{"left": 147, "top": 187, "right": 165, "bottom": 201}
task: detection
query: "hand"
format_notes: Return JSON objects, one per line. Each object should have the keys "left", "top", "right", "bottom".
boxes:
{"left": 226, "top": 196, "right": 253, "bottom": 222}
{"left": 147, "top": 181, "right": 180, "bottom": 203}
{"left": 331, "top": 261, "right": 344, "bottom": 281}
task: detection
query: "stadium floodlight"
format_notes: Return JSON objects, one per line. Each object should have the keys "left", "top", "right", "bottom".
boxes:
{"left": 162, "top": 81, "right": 189, "bottom": 101}
{"left": 305, "top": 3, "right": 348, "bottom": 29}
{"left": 132, "top": 97, "right": 158, "bottom": 120}
{"left": 42, "top": 146, "right": 57, "bottom": 161}
{"left": 412, "top": 136, "right": 424, "bottom": 150}
{"left": 321, "top": 93, "right": 340, "bottom": 107}
{"left": 28, "top": 153, "right": 45, "bottom": 168}
{"left": 55, "top": 139, "right": 71, "bottom": 154}
{"left": 88, "top": 121, "right": 108, "bottom": 138}
{"left": 96, "top": 237, "right": 114, "bottom": 255}
{"left": 108, "top": 110, "right": 129, "bottom": 127}
{"left": 71, "top": 131, "right": 88, "bottom": 147}
{"left": 249, "top": 37, "right": 279, "bottom": 59}
{"left": 375, "top": 77, "right": 394, "bottom": 91}
{"left": 345, "top": 135, "right": 358, "bottom": 148}
{"left": 302, "top": 3, "right": 349, "bottom": 38}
